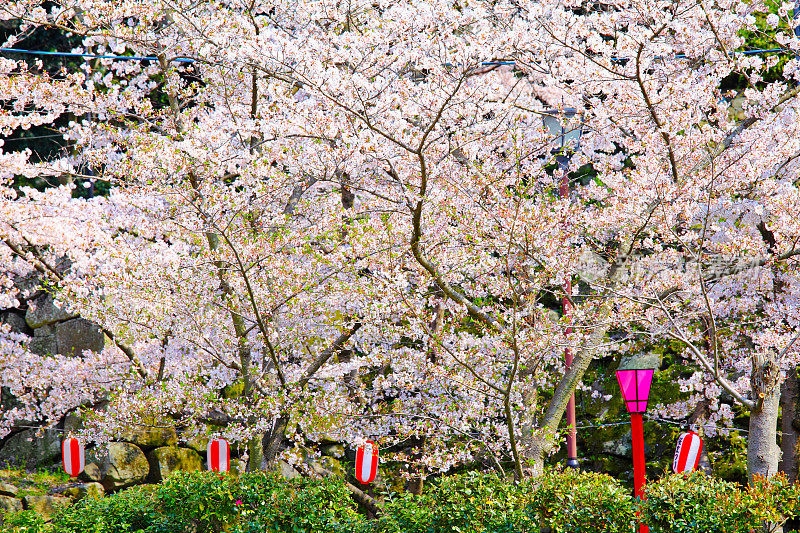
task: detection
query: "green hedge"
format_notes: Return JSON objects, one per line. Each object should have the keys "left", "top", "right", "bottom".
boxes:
{"left": 527, "top": 469, "right": 634, "bottom": 533}
{"left": 3, "top": 470, "right": 798, "bottom": 533}
{"left": 640, "top": 472, "right": 800, "bottom": 533}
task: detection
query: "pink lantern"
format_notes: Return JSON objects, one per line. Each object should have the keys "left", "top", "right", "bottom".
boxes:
{"left": 616, "top": 368, "right": 655, "bottom": 533}
{"left": 355, "top": 441, "right": 378, "bottom": 484}
{"left": 673, "top": 431, "right": 703, "bottom": 473}
{"left": 616, "top": 369, "right": 654, "bottom": 413}
{"left": 62, "top": 437, "right": 84, "bottom": 477}
{"left": 207, "top": 438, "right": 230, "bottom": 472}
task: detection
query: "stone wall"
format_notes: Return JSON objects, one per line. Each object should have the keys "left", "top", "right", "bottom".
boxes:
{"left": 2, "top": 291, "right": 104, "bottom": 358}
{"left": 0, "top": 427, "right": 238, "bottom": 521}
{"left": 0, "top": 429, "right": 355, "bottom": 522}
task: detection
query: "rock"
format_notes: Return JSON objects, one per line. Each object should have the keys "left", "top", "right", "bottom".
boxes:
{"left": 0, "top": 483, "right": 19, "bottom": 497}
{"left": 320, "top": 443, "right": 345, "bottom": 458}
{"left": 89, "top": 442, "right": 150, "bottom": 491}
{"left": 0, "top": 311, "right": 30, "bottom": 335}
{"left": 25, "top": 294, "right": 76, "bottom": 329}
{"left": 81, "top": 461, "right": 103, "bottom": 482}
{"left": 29, "top": 325, "right": 58, "bottom": 356}
{"left": 55, "top": 318, "right": 104, "bottom": 356}
{"left": 184, "top": 435, "right": 209, "bottom": 454}
{"left": 63, "top": 482, "right": 105, "bottom": 501}
{"left": 316, "top": 456, "right": 344, "bottom": 478}
{"left": 0, "top": 495, "right": 22, "bottom": 515}
{"left": 63, "top": 411, "right": 84, "bottom": 433}
{"left": 22, "top": 495, "right": 70, "bottom": 520}
{"left": 230, "top": 459, "right": 244, "bottom": 476}
{"left": 277, "top": 459, "right": 301, "bottom": 480}
{"left": 147, "top": 447, "right": 203, "bottom": 481}
{"left": 617, "top": 351, "right": 661, "bottom": 371}
{"left": 602, "top": 433, "right": 633, "bottom": 457}
{"left": 119, "top": 426, "right": 177, "bottom": 449}
{"left": 0, "top": 429, "right": 61, "bottom": 468}
{"left": 12, "top": 270, "right": 42, "bottom": 301}
{"left": 103, "top": 443, "right": 150, "bottom": 490}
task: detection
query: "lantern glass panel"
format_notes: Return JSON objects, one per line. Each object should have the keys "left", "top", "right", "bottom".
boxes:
{"left": 616, "top": 369, "right": 654, "bottom": 413}
{"left": 542, "top": 108, "right": 581, "bottom": 152}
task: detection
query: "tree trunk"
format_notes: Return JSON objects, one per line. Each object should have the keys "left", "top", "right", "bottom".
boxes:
{"left": 522, "top": 317, "right": 611, "bottom": 476}
{"left": 261, "top": 415, "right": 289, "bottom": 469}
{"left": 246, "top": 435, "right": 265, "bottom": 472}
{"left": 779, "top": 368, "right": 799, "bottom": 482}
{"left": 748, "top": 357, "right": 781, "bottom": 481}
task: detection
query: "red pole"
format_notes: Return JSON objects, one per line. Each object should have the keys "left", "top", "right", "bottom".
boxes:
{"left": 560, "top": 161, "right": 578, "bottom": 469}
{"left": 563, "top": 282, "right": 577, "bottom": 467}
{"left": 631, "top": 412, "right": 649, "bottom": 533}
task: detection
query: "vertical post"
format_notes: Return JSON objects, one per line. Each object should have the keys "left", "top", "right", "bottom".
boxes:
{"left": 558, "top": 151, "right": 578, "bottom": 470}
{"left": 563, "top": 278, "right": 578, "bottom": 469}
{"left": 631, "top": 412, "right": 649, "bottom": 533}
{"left": 544, "top": 110, "right": 582, "bottom": 469}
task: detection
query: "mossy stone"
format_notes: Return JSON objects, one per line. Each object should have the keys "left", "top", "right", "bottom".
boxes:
{"left": 147, "top": 447, "right": 203, "bottom": 481}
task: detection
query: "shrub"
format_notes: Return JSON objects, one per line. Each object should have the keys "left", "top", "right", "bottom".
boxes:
{"left": 639, "top": 472, "right": 757, "bottom": 533}
{"left": 50, "top": 484, "right": 159, "bottom": 533}
{"left": 746, "top": 473, "right": 800, "bottom": 529}
{"left": 372, "top": 471, "right": 533, "bottom": 533}
{"left": 525, "top": 469, "right": 635, "bottom": 533}
{"left": 151, "top": 471, "right": 238, "bottom": 533}
{"left": 3, "top": 509, "right": 50, "bottom": 533}
{"left": 7, "top": 469, "right": 798, "bottom": 533}
{"left": 234, "top": 471, "right": 362, "bottom": 533}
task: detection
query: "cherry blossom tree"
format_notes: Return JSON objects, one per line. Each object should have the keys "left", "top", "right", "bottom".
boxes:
{"left": 1, "top": 0, "right": 799, "bottom": 485}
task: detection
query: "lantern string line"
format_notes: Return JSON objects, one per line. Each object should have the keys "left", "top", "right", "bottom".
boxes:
{"left": 559, "top": 415, "right": 800, "bottom": 438}
{"left": 5, "top": 413, "right": 798, "bottom": 438}
{"left": 2, "top": 133, "right": 67, "bottom": 141}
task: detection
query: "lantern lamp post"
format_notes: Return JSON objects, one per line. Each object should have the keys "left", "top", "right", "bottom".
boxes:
{"left": 616, "top": 368, "right": 654, "bottom": 533}
{"left": 541, "top": 108, "right": 582, "bottom": 173}
{"left": 542, "top": 108, "right": 582, "bottom": 469}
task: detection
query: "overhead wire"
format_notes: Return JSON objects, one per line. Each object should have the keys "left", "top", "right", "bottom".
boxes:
{"left": 0, "top": 48, "right": 194, "bottom": 63}
{"left": 2, "top": 47, "right": 799, "bottom": 68}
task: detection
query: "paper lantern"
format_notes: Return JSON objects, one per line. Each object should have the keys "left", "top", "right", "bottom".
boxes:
{"left": 207, "top": 438, "right": 230, "bottom": 472}
{"left": 673, "top": 431, "right": 703, "bottom": 473}
{"left": 355, "top": 441, "right": 378, "bottom": 484}
{"left": 62, "top": 437, "right": 84, "bottom": 477}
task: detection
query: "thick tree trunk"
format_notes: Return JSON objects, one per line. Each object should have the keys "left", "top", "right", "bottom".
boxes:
{"left": 261, "top": 415, "right": 289, "bottom": 470}
{"left": 246, "top": 435, "right": 265, "bottom": 472}
{"left": 523, "top": 320, "right": 607, "bottom": 475}
{"left": 748, "top": 359, "right": 781, "bottom": 481}
{"left": 779, "top": 368, "right": 799, "bottom": 482}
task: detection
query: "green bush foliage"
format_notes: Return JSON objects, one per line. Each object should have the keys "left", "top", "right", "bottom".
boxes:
{"left": 3, "top": 469, "right": 798, "bottom": 533}
{"left": 639, "top": 471, "right": 800, "bottom": 533}
{"left": 371, "top": 471, "right": 533, "bottom": 533}
{"left": 234, "top": 471, "right": 361, "bottom": 533}
{"left": 747, "top": 473, "right": 800, "bottom": 527}
{"left": 150, "top": 472, "right": 238, "bottom": 533}
{"left": 48, "top": 485, "right": 160, "bottom": 533}
{"left": 526, "top": 469, "right": 635, "bottom": 533}
{"left": 3, "top": 509, "right": 48, "bottom": 533}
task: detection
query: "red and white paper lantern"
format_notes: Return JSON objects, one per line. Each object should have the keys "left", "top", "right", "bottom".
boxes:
{"left": 673, "top": 430, "right": 703, "bottom": 473}
{"left": 207, "top": 438, "right": 230, "bottom": 472}
{"left": 62, "top": 437, "right": 84, "bottom": 477}
{"left": 355, "top": 441, "right": 378, "bottom": 484}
